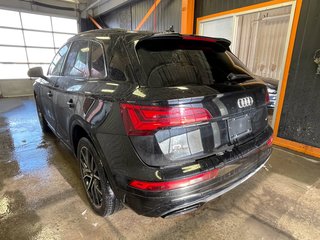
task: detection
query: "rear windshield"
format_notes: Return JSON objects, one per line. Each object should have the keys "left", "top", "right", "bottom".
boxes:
{"left": 136, "top": 39, "right": 252, "bottom": 87}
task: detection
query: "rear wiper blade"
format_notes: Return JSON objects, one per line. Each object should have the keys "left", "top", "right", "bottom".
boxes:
{"left": 227, "top": 73, "right": 253, "bottom": 81}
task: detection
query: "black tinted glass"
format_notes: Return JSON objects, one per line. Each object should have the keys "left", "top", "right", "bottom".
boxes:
{"left": 64, "top": 41, "right": 89, "bottom": 78}
{"left": 136, "top": 39, "right": 252, "bottom": 87}
{"left": 48, "top": 43, "right": 70, "bottom": 75}
{"left": 90, "top": 42, "right": 105, "bottom": 78}
{"left": 109, "top": 40, "right": 128, "bottom": 81}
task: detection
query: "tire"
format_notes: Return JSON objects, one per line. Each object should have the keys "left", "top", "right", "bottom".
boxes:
{"left": 35, "top": 96, "right": 51, "bottom": 133}
{"left": 77, "top": 137, "right": 122, "bottom": 217}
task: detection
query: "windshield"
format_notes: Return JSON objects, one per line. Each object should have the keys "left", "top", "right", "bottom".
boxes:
{"left": 136, "top": 39, "right": 253, "bottom": 87}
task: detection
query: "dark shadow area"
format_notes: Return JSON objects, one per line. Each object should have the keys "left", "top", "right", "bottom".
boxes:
{"left": 48, "top": 138, "right": 90, "bottom": 207}
{"left": 102, "top": 165, "right": 274, "bottom": 240}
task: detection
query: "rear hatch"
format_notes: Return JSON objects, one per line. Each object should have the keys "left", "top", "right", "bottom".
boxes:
{"left": 121, "top": 35, "right": 269, "bottom": 167}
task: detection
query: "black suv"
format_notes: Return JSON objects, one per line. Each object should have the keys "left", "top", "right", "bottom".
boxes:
{"left": 28, "top": 29, "right": 273, "bottom": 218}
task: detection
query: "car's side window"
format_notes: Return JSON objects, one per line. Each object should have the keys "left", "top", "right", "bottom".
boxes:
{"left": 48, "top": 43, "right": 70, "bottom": 76}
{"left": 90, "top": 41, "right": 106, "bottom": 79}
{"left": 109, "top": 39, "right": 128, "bottom": 82}
{"left": 63, "top": 41, "right": 89, "bottom": 78}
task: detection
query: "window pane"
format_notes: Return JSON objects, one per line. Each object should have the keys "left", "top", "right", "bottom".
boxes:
{"left": 29, "top": 64, "right": 49, "bottom": 76}
{"left": 64, "top": 41, "right": 89, "bottom": 78}
{"left": 0, "top": 28, "right": 24, "bottom": 45}
{"left": 90, "top": 42, "right": 105, "bottom": 78}
{"left": 201, "top": 17, "right": 234, "bottom": 42}
{"left": 52, "top": 17, "right": 77, "bottom": 33}
{"left": 0, "top": 64, "right": 29, "bottom": 79}
{"left": 21, "top": 12, "right": 51, "bottom": 31}
{"left": 0, "top": 46, "right": 27, "bottom": 62}
{"left": 109, "top": 40, "right": 127, "bottom": 81}
{"left": 136, "top": 40, "right": 252, "bottom": 87}
{"left": 27, "top": 48, "right": 55, "bottom": 63}
{"left": 54, "top": 33, "right": 74, "bottom": 48}
{"left": 0, "top": 9, "right": 21, "bottom": 28}
{"left": 24, "top": 31, "right": 54, "bottom": 47}
{"left": 48, "top": 43, "right": 70, "bottom": 75}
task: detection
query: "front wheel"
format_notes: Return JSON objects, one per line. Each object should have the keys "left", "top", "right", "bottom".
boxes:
{"left": 77, "top": 137, "right": 122, "bottom": 216}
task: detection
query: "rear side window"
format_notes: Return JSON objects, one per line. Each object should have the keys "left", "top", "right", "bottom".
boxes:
{"left": 136, "top": 39, "right": 252, "bottom": 87}
{"left": 48, "top": 43, "right": 70, "bottom": 75}
{"left": 63, "top": 40, "right": 89, "bottom": 78}
{"left": 108, "top": 39, "right": 129, "bottom": 82}
{"left": 90, "top": 41, "right": 106, "bottom": 78}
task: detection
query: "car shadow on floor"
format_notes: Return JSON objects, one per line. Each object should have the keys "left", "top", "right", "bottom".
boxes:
{"left": 145, "top": 169, "right": 296, "bottom": 240}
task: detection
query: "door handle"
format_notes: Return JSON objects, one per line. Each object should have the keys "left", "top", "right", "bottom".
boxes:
{"left": 67, "top": 99, "right": 74, "bottom": 108}
{"left": 47, "top": 91, "right": 53, "bottom": 97}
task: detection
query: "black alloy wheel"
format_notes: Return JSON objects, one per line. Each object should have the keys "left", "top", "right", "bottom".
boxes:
{"left": 80, "top": 145, "right": 103, "bottom": 208}
{"left": 78, "top": 137, "right": 122, "bottom": 216}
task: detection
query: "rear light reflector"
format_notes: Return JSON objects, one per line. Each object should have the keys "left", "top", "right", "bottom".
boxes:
{"left": 265, "top": 90, "right": 270, "bottom": 104}
{"left": 120, "top": 103, "right": 213, "bottom": 136}
{"left": 129, "top": 168, "right": 219, "bottom": 191}
{"left": 182, "top": 35, "right": 217, "bottom": 43}
{"left": 267, "top": 135, "right": 273, "bottom": 146}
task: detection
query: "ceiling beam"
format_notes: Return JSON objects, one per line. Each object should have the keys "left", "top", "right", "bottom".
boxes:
{"left": 87, "top": 0, "right": 131, "bottom": 17}
{"left": 0, "top": 0, "right": 81, "bottom": 17}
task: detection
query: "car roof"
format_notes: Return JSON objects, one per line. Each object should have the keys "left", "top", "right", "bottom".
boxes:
{"left": 69, "top": 28, "right": 154, "bottom": 43}
{"left": 68, "top": 29, "right": 231, "bottom": 48}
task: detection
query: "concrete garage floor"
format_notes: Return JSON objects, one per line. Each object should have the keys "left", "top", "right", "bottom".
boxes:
{"left": 1, "top": 97, "right": 320, "bottom": 240}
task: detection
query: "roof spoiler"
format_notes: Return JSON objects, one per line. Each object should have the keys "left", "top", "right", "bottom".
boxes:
{"left": 136, "top": 33, "right": 231, "bottom": 50}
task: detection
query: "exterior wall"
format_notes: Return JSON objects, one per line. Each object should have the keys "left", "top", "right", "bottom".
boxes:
{"left": 0, "top": 80, "right": 35, "bottom": 98}
{"left": 101, "top": 0, "right": 182, "bottom": 32}
{"left": 278, "top": 0, "right": 320, "bottom": 148}
{"left": 195, "top": 0, "right": 269, "bottom": 17}
{"left": 80, "top": 18, "right": 97, "bottom": 32}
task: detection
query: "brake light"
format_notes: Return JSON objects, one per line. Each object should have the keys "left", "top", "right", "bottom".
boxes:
{"left": 265, "top": 90, "right": 270, "bottom": 104}
{"left": 129, "top": 168, "right": 219, "bottom": 191}
{"left": 182, "top": 35, "right": 217, "bottom": 43}
{"left": 120, "top": 103, "right": 213, "bottom": 136}
{"left": 267, "top": 135, "right": 273, "bottom": 147}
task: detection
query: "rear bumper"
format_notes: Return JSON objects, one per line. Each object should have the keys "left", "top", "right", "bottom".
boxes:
{"left": 122, "top": 128, "right": 272, "bottom": 217}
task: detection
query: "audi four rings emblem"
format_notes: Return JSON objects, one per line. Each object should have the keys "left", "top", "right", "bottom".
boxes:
{"left": 237, "top": 97, "right": 254, "bottom": 108}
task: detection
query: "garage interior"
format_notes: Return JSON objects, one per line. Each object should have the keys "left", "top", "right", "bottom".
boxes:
{"left": 0, "top": 0, "right": 319, "bottom": 239}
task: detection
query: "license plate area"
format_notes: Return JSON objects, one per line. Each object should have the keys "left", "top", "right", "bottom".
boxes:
{"left": 227, "top": 114, "right": 252, "bottom": 143}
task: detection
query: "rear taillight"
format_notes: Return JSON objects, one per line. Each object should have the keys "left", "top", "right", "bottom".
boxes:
{"left": 267, "top": 135, "right": 273, "bottom": 147}
{"left": 265, "top": 90, "right": 270, "bottom": 104}
{"left": 182, "top": 35, "right": 217, "bottom": 43}
{"left": 129, "top": 168, "right": 219, "bottom": 191}
{"left": 120, "top": 103, "right": 213, "bottom": 136}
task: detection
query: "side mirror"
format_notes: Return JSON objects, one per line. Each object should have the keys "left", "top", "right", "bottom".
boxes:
{"left": 27, "top": 67, "right": 47, "bottom": 80}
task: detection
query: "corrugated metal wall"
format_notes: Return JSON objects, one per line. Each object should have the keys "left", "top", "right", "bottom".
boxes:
{"left": 101, "top": 0, "right": 182, "bottom": 32}
{"left": 195, "top": 0, "right": 269, "bottom": 17}
{"left": 194, "top": 0, "right": 270, "bottom": 32}
{"left": 278, "top": 0, "right": 320, "bottom": 148}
